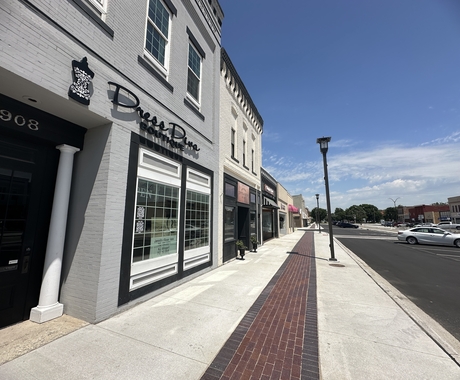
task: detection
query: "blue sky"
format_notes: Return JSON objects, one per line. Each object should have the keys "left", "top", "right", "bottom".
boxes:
{"left": 218, "top": 0, "right": 460, "bottom": 211}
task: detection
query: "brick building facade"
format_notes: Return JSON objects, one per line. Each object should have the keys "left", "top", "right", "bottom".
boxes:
{"left": 1, "top": 0, "right": 223, "bottom": 327}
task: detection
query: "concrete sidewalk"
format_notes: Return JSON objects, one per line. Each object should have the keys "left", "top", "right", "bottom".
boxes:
{"left": 315, "top": 230, "right": 460, "bottom": 379}
{"left": 1, "top": 229, "right": 459, "bottom": 379}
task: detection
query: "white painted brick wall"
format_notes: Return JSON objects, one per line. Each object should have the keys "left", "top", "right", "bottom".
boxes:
{"left": 1, "top": 0, "right": 221, "bottom": 322}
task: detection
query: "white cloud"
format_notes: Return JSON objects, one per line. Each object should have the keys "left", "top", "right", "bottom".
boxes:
{"left": 420, "top": 131, "right": 460, "bottom": 146}
{"left": 263, "top": 133, "right": 460, "bottom": 209}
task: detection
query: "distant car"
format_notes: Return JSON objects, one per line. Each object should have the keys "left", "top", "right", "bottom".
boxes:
{"left": 397, "top": 227, "right": 460, "bottom": 248}
{"left": 339, "top": 222, "right": 359, "bottom": 229}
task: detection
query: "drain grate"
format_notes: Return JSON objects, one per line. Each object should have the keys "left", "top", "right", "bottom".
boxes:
{"left": 329, "top": 263, "right": 345, "bottom": 267}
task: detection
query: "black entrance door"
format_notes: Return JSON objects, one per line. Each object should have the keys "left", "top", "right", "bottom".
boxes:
{"left": 237, "top": 206, "right": 249, "bottom": 248}
{"left": 0, "top": 137, "right": 58, "bottom": 328}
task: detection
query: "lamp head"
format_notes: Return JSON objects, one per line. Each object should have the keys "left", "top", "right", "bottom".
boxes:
{"left": 316, "top": 136, "right": 331, "bottom": 153}
{"left": 315, "top": 193, "right": 319, "bottom": 200}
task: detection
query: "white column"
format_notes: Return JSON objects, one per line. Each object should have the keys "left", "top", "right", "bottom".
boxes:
{"left": 30, "top": 144, "right": 80, "bottom": 323}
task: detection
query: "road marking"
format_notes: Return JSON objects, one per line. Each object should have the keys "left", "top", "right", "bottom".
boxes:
{"left": 335, "top": 235, "right": 395, "bottom": 240}
{"left": 437, "top": 254, "right": 460, "bottom": 258}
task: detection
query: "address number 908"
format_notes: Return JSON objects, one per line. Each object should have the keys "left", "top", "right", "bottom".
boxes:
{"left": 0, "top": 109, "right": 39, "bottom": 130}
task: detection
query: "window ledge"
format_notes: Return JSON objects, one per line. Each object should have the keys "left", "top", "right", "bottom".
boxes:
{"left": 71, "top": 0, "right": 114, "bottom": 38}
{"left": 184, "top": 98, "right": 205, "bottom": 121}
{"left": 138, "top": 56, "right": 173, "bottom": 93}
{"left": 231, "top": 156, "right": 239, "bottom": 164}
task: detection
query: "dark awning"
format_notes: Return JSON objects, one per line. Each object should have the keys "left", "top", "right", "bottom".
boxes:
{"left": 263, "top": 197, "right": 279, "bottom": 209}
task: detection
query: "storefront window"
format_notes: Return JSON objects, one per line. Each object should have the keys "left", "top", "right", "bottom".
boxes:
{"left": 133, "top": 178, "right": 179, "bottom": 262}
{"left": 225, "top": 182, "right": 235, "bottom": 197}
{"left": 185, "top": 190, "right": 210, "bottom": 250}
{"left": 250, "top": 210, "right": 256, "bottom": 235}
{"left": 280, "top": 215, "right": 285, "bottom": 229}
{"left": 262, "top": 209, "right": 274, "bottom": 241}
{"left": 224, "top": 206, "right": 235, "bottom": 241}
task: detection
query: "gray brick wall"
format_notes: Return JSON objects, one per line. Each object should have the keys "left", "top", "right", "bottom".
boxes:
{"left": 1, "top": 0, "right": 221, "bottom": 322}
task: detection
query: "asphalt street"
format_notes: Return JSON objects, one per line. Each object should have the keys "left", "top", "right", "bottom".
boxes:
{"left": 329, "top": 225, "right": 460, "bottom": 342}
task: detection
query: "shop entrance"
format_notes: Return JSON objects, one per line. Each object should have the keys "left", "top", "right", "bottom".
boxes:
{"left": 237, "top": 206, "right": 249, "bottom": 248}
{"left": 0, "top": 137, "right": 57, "bottom": 328}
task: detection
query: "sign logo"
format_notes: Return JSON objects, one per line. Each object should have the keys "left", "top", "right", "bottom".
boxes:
{"left": 69, "top": 57, "right": 94, "bottom": 105}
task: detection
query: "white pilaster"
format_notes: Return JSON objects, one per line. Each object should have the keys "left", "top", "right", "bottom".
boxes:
{"left": 30, "top": 144, "right": 80, "bottom": 323}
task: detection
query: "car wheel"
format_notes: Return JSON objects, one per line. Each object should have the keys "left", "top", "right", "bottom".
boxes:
{"left": 407, "top": 236, "right": 418, "bottom": 245}
{"left": 456, "top": 226, "right": 460, "bottom": 230}
{"left": 455, "top": 239, "right": 460, "bottom": 248}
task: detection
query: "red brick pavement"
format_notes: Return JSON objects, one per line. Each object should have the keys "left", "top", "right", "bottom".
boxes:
{"left": 201, "top": 231, "right": 319, "bottom": 380}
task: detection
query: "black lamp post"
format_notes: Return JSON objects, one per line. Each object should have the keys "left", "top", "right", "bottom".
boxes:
{"left": 315, "top": 193, "right": 320, "bottom": 233}
{"left": 317, "top": 136, "right": 337, "bottom": 261}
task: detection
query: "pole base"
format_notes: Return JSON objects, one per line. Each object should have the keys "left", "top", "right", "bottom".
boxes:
{"left": 328, "top": 257, "right": 338, "bottom": 262}
{"left": 30, "top": 302, "right": 64, "bottom": 324}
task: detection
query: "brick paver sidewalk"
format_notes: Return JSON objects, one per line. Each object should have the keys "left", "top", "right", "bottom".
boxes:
{"left": 201, "top": 232, "right": 319, "bottom": 380}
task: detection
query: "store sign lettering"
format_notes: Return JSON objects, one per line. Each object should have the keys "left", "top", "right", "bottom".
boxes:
{"left": 0, "top": 109, "right": 39, "bottom": 130}
{"left": 264, "top": 184, "right": 274, "bottom": 195}
{"left": 108, "top": 82, "right": 200, "bottom": 152}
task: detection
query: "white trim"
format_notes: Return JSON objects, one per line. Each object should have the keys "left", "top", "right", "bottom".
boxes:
{"left": 186, "top": 168, "right": 211, "bottom": 192}
{"left": 186, "top": 42, "right": 202, "bottom": 106}
{"left": 143, "top": 0, "right": 172, "bottom": 76}
{"left": 83, "top": 0, "right": 107, "bottom": 20}
{"left": 130, "top": 262, "right": 178, "bottom": 290}
{"left": 138, "top": 148, "right": 181, "bottom": 184}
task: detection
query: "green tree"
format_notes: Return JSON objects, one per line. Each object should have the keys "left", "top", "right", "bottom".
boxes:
{"left": 359, "top": 204, "right": 381, "bottom": 222}
{"left": 383, "top": 207, "right": 398, "bottom": 221}
{"left": 344, "top": 205, "right": 367, "bottom": 223}
{"left": 334, "top": 207, "right": 346, "bottom": 221}
{"left": 311, "top": 207, "right": 327, "bottom": 223}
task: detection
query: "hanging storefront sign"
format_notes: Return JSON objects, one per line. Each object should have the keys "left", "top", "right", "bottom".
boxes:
{"left": 108, "top": 82, "right": 200, "bottom": 152}
{"left": 237, "top": 182, "right": 249, "bottom": 204}
{"left": 68, "top": 57, "right": 94, "bottom": 105}
{"left": 264, "top": 184, "right": 274, "bottom": 196}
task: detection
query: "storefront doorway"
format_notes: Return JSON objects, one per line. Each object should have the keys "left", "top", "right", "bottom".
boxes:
{"left": 262, "top": 208, "right": 275, "bottom": 241}
{"left": 237, "top": 206, "right": 249, "bottom": 248}
{"left": 0, "top": 137, "right": 58, "bottom": 328}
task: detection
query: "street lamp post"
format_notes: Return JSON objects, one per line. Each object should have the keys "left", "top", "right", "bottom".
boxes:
{"left": 317, "top": 136, "right": 337, "bottom": 261}
{"left": 315, "top": 194, "right": 320, "bottom": 233}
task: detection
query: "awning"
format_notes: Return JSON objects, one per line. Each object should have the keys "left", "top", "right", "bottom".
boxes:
{"left": 288, "top": 204, "right": 299, "bottom": 213}
{"left": 263, "top": 197, "right": 279, "bottom": 209}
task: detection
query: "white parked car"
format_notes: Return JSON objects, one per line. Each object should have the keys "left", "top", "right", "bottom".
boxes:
{"left": 397, "top": 227, "right": 460, "bottom": 248}
{"left": 435, "top": 221, "right": 460, "bottom": 230}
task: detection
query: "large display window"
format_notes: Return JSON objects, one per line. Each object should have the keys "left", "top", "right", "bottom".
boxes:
{"left": 183, "top": 168, "right": 211, "bottom": 270}
{"left": 133, "top": 179, "right": 179, "bottom": 261}
{"left": 120, "top": 142, "right": 213, "bottom": 299}
{"left": 130, "top": 149, "right": 182, "bottom": 290}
